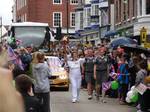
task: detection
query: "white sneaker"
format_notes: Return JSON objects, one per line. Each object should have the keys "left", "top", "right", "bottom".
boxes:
{"left": 72, "top": 99, "right": 76, "bottom": 103}
{"left": 88, "top": 95, "right": 93, "bottom": 100}
{"left": 101, "top": 99, "right": 107, "bottom": 103}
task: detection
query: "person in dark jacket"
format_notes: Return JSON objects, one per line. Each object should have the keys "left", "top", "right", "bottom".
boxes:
{"left": 135, "top": 60, "right": 150, "bottom": 112}
{"left": 128, "top": 57, "right": 139, "bottom": 87}
{"left": 15, "top": 74, "right": 41, "bottom": 112}
{"left": 94, "top": 48, "right": 109, "bottom": 102}
{"left": 83, "top": 48, "right": 95, "bottom": 100}
{"left": 13, "top": 64, "right": 25, "bottom": 78}
{"left": 19, "top": 47, "right": 32, "bottom": 72}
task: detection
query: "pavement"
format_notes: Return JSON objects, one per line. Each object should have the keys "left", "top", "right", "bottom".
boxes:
{"left": 50, "top": 89, "right": 137, "bottom": 112}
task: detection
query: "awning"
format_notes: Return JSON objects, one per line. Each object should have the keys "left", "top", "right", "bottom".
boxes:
{"left": 104, "top": 30, "right": 118, "bottom": 37}
{"left": 75, "top": 30, "right": 84, "bottom": 38}
{"left": 91, "top": 24, "right": 99, "bottom": 29}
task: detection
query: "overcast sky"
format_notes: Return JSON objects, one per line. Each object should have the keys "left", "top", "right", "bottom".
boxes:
{"left": 0, "top": 0, "right": 14, "bottom": 25}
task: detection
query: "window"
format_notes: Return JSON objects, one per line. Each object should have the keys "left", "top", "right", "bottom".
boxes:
{"left": 146, "top": 0, "right": 150, "bottom": 14}
{"left": 16, "top": 0, "right": 18, "bottom": 10}
{"left": 16, "top": 0, "right": 26, "bottom": 10}
{"left": 140, "top": 0, "right": 142, "bottom": 15}
{"left": 21, "top": 15, "right": 24, "bottom": 22}
{"left": 127, "top": 0, "right": 130, "bottom": 18}
{"left": 70, "top": 12, "right": 75, "bottom": 27}
{"left": 53, "top": 0, "right": 62, "bottom": 4}
{"left": 53, "top": 12, "right": 62, "bottom": 27}
{"left": 17, "top": 0, "right": 20, "bottom": 10}
{"left": 119, "top": 0, "right": 121, "bottom": 21}
{"left": 123, "top": 1, "right": 126, "bottom": 20}
{"left": 101, "top": 9, "right": 108, "bottom": 26}
{"left": 133, "top": 0, "right": 135, "bottom": 17}
{"left": 116, "top": 1, "right": 118, "bottom": 22}
{"left": 83, "top": 8, "right": 91, "bottom": 27}
{"left": 95, "top": 5, "right": 99, "bottom": 15}
{"left": 80, "top": 12, "right": 83, "bottom": 29}
{"left": 87, "top": 8, "right": 91, "bottom": 26}
{"left": 70, "top": 0, "right": 78, "bottom": 4}
{"left": 20, "top": 0, "right": 23, "bottom": 9}
{"left": 92, "top": 5, "right": 99, "bottom": 15}
{"left": 24, "top": 0, "right": 27, "bottom": 6}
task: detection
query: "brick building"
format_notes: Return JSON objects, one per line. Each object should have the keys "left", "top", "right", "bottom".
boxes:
{"left": 13, "top": 0, "right": 78, "bottom": 35}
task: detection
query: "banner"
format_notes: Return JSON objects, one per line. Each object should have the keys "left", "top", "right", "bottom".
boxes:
{"left": 135, "top": 83, "right": 147, "bottom": 95}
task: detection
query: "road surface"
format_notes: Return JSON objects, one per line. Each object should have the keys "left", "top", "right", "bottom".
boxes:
{"left": 50, "top": 89, "right": 136, "bottom": 112}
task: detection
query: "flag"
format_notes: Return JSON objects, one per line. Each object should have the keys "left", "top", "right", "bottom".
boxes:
{"left": 7, "top": 46, "right": 24, "bottom": 70}
{"left": 16, "top": 39, "right": 22, "bottom": 45}
{"left": 109, "top": 72, "right": 118, "bottom": 79}
{"left": 102, "top": 82, "right": 111, "bottom": 92}
{"left": 109, "top": 65, "right": 118, "bottom": 79}
{"left": 7, "top": 46, "right": 16, "bottom": 61}
{"left": 15, "top": 57, "right": 24, "bottom": 70}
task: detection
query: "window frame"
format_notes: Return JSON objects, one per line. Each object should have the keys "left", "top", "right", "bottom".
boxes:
{"left": 53, "top": 12, "right": 62, "bottom": 27}
{"left": 80, "top": 12, "right": 83, "bottom": 29}
{"left": 70, "top": 12, "right": 75, "bottom": 27}
{"left": 53, "top": 0, "right": 62, "bottom": 4}
{"left": 70, "top": 0, "right": 78, "bottom": 5}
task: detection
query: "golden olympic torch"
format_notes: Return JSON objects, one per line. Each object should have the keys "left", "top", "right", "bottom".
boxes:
{"left": 62, "top": 36, "right": 69, "bottom": 54}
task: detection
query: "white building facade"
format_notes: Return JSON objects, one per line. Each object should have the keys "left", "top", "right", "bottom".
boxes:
{"left": 12, "top": 0, "right": 17, "bottom": 22}
{"left": 75, "top": 0, "right": 110, "bottom": 45}
{"left": 134, "top": 0, "right": 150, "bottom": 36}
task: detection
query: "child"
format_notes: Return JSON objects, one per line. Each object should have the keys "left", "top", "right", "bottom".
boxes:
{"left": 117, "top": 56, "right": 129, "bottom": 104}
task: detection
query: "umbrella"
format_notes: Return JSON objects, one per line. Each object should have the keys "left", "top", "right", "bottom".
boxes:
{"left": 120, "top": 45, "right": 150, "bottom": 56}
{"left": 110, "top": 37, "right": 137, "bottom": 49}
{"left": 105, "top": 30, "right": 117, "bottom": 38}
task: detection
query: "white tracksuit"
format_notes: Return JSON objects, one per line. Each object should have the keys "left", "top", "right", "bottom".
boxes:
{"left": 68, "top": 59, "right": 82, "bottom": 101}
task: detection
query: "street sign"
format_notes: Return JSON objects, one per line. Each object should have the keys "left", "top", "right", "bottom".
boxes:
{"left": 140, "top": 27, "right": 147, "bottom": 42}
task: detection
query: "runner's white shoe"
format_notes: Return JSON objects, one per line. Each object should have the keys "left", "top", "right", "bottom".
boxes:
{"left": 72, "top": 99, "right": 76, "bottom": 103}
{"left": 88, "top": 95, "right": 93, "bottom": 100}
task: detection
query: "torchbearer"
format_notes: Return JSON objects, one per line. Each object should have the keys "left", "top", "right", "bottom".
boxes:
{"left": 63, "top": 36, "right": 83, "bottom": 103}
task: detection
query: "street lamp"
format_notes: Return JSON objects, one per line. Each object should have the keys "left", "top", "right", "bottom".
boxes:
{"left": 66, "top": 0, "right": 69, "bottom": 35}
{"left": 0, "top": 17, "right": 2, "bottom": 43}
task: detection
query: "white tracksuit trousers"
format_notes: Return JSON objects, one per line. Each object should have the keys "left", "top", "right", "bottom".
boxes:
{"left": 70, "top": 75, "right": 81, "bottom": 101}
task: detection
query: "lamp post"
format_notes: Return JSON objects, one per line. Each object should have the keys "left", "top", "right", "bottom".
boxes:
{"left": 66, "top": 0, "right": 69, "bottom": 35}
{"left": 0, "top": 17, "right": 2, "bottom": 43}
